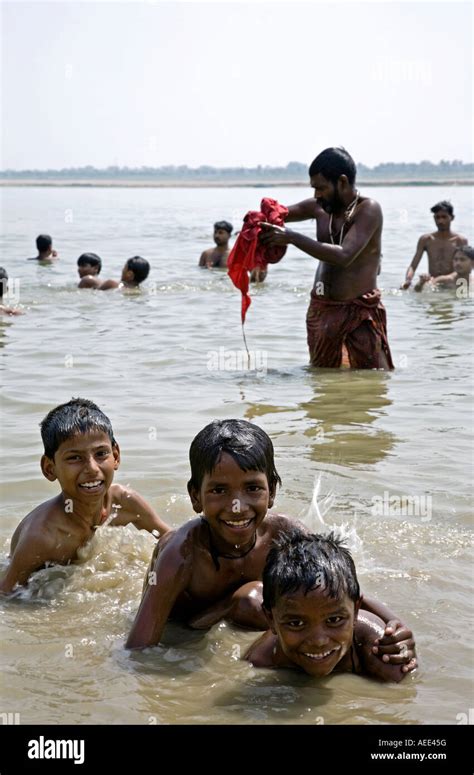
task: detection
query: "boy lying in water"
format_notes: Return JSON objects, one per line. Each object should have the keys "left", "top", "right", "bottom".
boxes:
{"left": 245, "top": 527, "right": 414, "bottom": 681}
{"left": 0, "top": 398, "right": 169, "bottom": 594}
{"left": 126, "top": 419, "right": 417, "bottom": 674}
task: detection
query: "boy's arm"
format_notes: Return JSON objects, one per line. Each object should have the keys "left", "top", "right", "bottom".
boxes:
{"left": 355, "top": 612, "right": 411, "bottom": 683}
{"left": 401, "top": 236, "right": 426, "bottom": 288}
{"left": 430, "top": 271, "right": 457, "bottom": 285}
{"left": 414, "top": 273, "right": 431, "bottom": 292}
{"left": 107, "top": 485, "right": 170, "bottom": 536}
{"left": 0, "top": 532, "right": 58, "bottom": 594}
{"left": 284, "top": 198, "right": 319, "bottom": 223}
{"left": 199, "top": 250, "right": 209, "bottom": 267}
{"left": 360, "top": 594, "right": 417, "bottom": 673}
{"left": 125, "top": 531, "right": 192, "bottom": 649}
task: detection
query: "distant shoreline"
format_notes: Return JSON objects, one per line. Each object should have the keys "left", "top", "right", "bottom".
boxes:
{"left": 0, "top": 178, "right": 472, "bottom": 188}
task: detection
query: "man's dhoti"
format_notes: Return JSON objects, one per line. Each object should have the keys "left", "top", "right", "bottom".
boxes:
{"left": 306, "top": 289, "right": 394, "bottom": 369}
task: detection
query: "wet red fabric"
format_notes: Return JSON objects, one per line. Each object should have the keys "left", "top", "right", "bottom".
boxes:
{"left": 306, "top": 289, "right": 394, "bottom": 369}
{"left": 228, "top": 198, "right": 288, "bottom": 322}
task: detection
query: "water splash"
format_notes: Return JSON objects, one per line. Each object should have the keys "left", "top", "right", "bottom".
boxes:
{"left": 301, "top": 473, "right": 363, "bottom": 556}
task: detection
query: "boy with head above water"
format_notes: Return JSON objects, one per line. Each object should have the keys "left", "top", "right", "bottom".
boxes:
{"left": 77, "top": 252, "right": 102, "bottom": 283}
{"left": 28, "top": 234, "right": 58, "bottom": 263}
{"left": 0, "top": 399, "right": 170, "bottom": 595}
{"left": 199, "top": 220, "right": 233, "bottom": 269}
{"left": 126, "top": 419, "right": 417, "bottom": 674}
{"left": 245, "top": 527, "right": 412, "bottom": 682}
{"left": 414, "top": 245, "right": 473, "bottom": 292}
{"left": 402, "top": 201, "right": 468, "bottom": 290}
{"left": 78, "top": 256, "right": 150, "bottom": 290}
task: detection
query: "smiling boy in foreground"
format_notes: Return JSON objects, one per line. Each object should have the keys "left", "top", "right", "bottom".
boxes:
{"left": 245, "top": 527, "right": 414, "bottom": 681}
{"left": 0, "top": 398, "right": 169, "bottom": 594}
{"left": 125, "top": 419, "right": 417, "bottom": 674}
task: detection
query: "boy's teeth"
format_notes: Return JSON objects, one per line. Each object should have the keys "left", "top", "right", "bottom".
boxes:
{"left": 81, "top": 481, "right": 102, "bottom": 488}
{"left": 224, "top": 519, "right": 252, "bottom": 527}
{"left": 303, "top": 649, "right": 337, "bottom": 660}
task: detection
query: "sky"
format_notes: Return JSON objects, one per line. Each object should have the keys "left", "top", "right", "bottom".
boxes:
{"left": 1, "top": 0, "right": 472, "bottom": 170}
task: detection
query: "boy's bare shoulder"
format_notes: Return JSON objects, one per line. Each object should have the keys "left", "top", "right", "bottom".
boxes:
{"left": 156, "top": 518, "right": 202, "bottom": 554}
{"left": 11, "top": 496, "right": 65, "bottom": 548}
{"left": 244, "top": 630, "right": 276, "bottom": 667}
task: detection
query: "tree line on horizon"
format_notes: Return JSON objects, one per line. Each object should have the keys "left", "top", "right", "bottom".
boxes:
{"left": 1, "top": 160, "right": 472, "bottom": 180}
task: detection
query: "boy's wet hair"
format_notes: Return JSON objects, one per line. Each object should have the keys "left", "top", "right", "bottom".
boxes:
{"left": 214, "top": 221, "right": 233, "bottom": 234}
{"left": 126, "top": 256, "right": 150, "bottom": 284}
{"left": 0, "top": 267, "right": 7, "bottom": 298}
{"left": 188, "top": 419, "right": 282, "bottom": 492}
{"left": 431, "top": 200, "right": 454, "bottom": 217}
{"left": 455, "top": 245, "right": 474, "bottom": 261}
{"left": 40, "top": 398, "right": 116, "bottom": 459}
{"left": 308, "top": 147, "right": 356, "bottom": 186}
{"left": 77, "top": 253, "right": 102, "bottom": 274}
{"left": 36, "top": 234, "right": 52, "bottom": 252}
{"left": 262, "top": 526, "right": 360, "bottom": 610}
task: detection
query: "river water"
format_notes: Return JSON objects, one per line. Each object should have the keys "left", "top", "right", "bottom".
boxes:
{"left": 0, "top": 184, "right": 472, "bottom": 724}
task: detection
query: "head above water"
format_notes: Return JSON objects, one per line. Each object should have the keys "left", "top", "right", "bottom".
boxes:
{"left": 214, "top": 221, "right": 233, "bottom": 235}
{"left": 122, "top": 256, "right": 150, "bottom": 284}
{"left": 431, "top": 201, "right": 454, "bottom": 231}
{"left": 77, "top": 253, "right": 102, "bottom": 276}
{"left": 262, "top": 526, "right": 361, "bottom": 612}
{"left": 309, "top": 147, "right": 357, "bottom": 187}
{"left": 36, "top": 234, "right": 53, "bottom": 254}
{"left": 40, "top": 398, "right": 116, "bottom": 460}
{"left": 431, "top": 200, "right": 454, "bottom": 217}
{"left": 453, "top": 245, "right": 474, "bottom": 275}
{"left": 187, "top": 419, "right": 282, "bottom": 493}
{"left": 0, "top": 267, "right": 7, "bottom": 298}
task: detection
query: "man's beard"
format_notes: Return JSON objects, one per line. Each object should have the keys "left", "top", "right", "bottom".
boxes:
{"left": 319, "top": 189, "right": 344, "bottom": 214}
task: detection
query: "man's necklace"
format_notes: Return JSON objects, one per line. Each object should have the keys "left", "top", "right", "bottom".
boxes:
{"left": 329, "top": 192, "right": 360, "bottom": 245}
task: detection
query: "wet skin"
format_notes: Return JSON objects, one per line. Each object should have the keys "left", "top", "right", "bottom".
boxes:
{"left": 0, "top": 431, "right": 169, "bottom": 594}
{"left": 259, "top": 173, "right": 383, "bottom": 301}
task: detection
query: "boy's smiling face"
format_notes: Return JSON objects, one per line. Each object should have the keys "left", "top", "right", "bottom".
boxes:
{"left": 41, "top": 431, "right": 120, "bottom": 502}
{"left": 189, "top": 451, "right": 274, "bottom": 550}
{"left": 267, "top": 585, "right": 359, "bottom": 677}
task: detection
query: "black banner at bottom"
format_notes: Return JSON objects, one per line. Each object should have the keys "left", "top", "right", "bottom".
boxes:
{"left": 0, "top": 724, "right": 471, "bottom": 772}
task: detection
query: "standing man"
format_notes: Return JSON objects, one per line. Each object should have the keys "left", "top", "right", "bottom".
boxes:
{"left": 199, "top": 221, "right": 233, "bottom": 268}
{"left": 259, "top": 147, "right": 393, "bottom": 369}
{"left": 401, "top": 201, "right": 467, "bottom": 289}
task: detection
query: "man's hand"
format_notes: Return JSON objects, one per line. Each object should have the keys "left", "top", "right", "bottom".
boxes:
{"left": 400, "top": 280, "right": 411, "bottom": 290}
{"left": 258, "top": 222, "right": 293, "bottom": 247}
{"left": 372, "top": 619, "right": 417, "bottom": 673}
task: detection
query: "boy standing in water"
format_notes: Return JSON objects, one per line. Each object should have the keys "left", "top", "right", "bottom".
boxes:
{"left": 126, "top": 419, "right": 417, "bottom": 675}
{"left": 245, "top": 528, "right": 412, "bottom": 681}
{"left": 199, "top": 221, "right": 233, "bottom": 268}
{"left": 0, "top": 399, "right": 169, "bottom": 594}
{"left": 401, "top": 201, "right": 467, "bottom": 289}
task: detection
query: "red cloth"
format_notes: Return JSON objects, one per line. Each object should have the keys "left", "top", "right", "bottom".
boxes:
{"left": 306, "top": 289, "right": 394, "bottom": 369}
{"left": 228, "top": 197, "right": 288, "bottom": 322}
